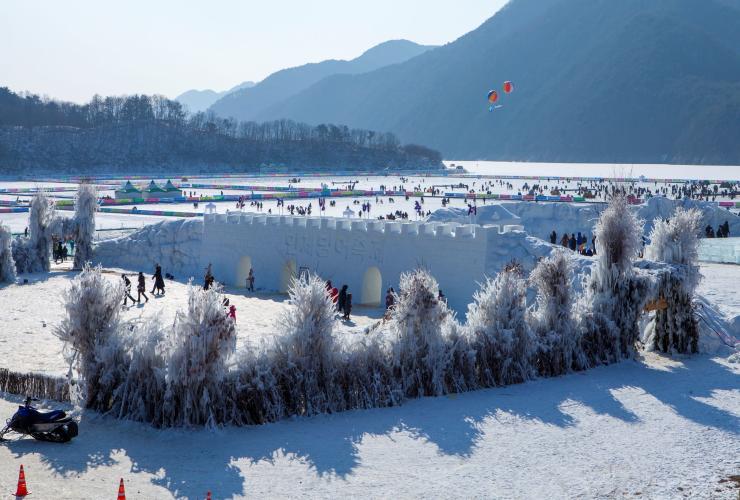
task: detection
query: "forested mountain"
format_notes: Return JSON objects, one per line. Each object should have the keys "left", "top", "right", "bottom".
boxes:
{"left": 254, "top": 0, "right": 740, "bottom": 164}
{"left": 175, "top": 81, "right": 255, "bottom": 113}
{"left": 0, "top": 88, "right": 442, "bottom": 174}
{"left": 209, "top": 40, "right": 435, "bottom": 122}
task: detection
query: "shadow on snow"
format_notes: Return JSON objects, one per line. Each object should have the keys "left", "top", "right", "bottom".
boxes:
{"left": 3, "top": 354, "right": 737, "bottom": 499}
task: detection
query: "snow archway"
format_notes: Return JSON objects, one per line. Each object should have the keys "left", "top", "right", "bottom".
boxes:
{"left": 280, "top": 259, "right": 297, "bottom": 293}
{"left": 236, "top": 256, "right": 252, "bottom": 288}
{"left": 361, "top": 267, "right": 382, "bottom": 306}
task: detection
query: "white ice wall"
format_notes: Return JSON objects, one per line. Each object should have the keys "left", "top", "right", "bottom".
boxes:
{"left": 698, "top": 237, "right": 740, "bottom": 264}
{"left": 92, "top": 215, "right": 556, "bottom": 314}
{"left": 200, "top": 214, "right": 519, "bottom": 313}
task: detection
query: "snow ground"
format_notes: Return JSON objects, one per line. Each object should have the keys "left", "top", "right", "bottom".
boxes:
{"left": 1, "top": 211, "right": 178, "bottom": 234}
{"left": 2, "top": 170, "right": 738, "bottom": 237}
{"left": 0, "top": 262, "right": 382, "bottom": 376}
{"left": 697, "top": 263, "right": 740, "bottom": 320}
{"left": 1, "top": 168, "right": 739, "bottom": 498}
{"left": 0, "top": 353, "right": 737, "bottom": 499}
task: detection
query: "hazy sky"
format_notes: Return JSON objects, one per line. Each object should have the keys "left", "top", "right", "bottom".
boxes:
{"left": 2, "top": 0, "right": 508, "bottom": 103}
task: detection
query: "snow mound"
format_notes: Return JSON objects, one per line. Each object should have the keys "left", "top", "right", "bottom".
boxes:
{"left": 427, "top": 205, "right": 520, "bottom": 227}
{"left": 693, "top": 295, "right": 740, "bottom": 355}
{"left": 427, "top": 197, "right": 739, "bottom": 244}
{"left": 637, "top": 197, "right": 740, "bottom": 236}
{"left": 93, "top": 218, "right": 203, "bottom": 278}
{"left": 492, "top": 202, "right": 602, "bottom": 241}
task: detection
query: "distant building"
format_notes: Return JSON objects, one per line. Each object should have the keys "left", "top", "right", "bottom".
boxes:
{"left": 114, "top": 180, "right": 182, "bottom": 200}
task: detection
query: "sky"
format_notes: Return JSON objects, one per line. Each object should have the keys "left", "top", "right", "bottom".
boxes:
{"left": 1, "top": 0, "right": 508, "bottom": 103}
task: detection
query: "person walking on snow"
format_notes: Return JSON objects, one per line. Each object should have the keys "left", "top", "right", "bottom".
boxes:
{"left": 122, "top": 274, "right": 137, "bottom": 305}
{"left": 151, "top": 263, "right": 165, "bottom": 296}
{"left": 137, "top": 271, "right": 149, "bottom": 303}
{"left": 228, "top": 304, "right": 237, "bottom": 321}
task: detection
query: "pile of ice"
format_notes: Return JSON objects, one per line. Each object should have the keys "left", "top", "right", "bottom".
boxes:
{"left": 427, "top": 205, "right": 521, "bottom": 227}
{"left": 499, "top": 202, "right": 602, "bottom": 241}
{"left": 636, "top": 197, "right": 739, "bottom": 236}
{"left": 427, "top": 196, "right": 740, "bottom": 243}
{"left": 93, "top": 219, "right": 203, "bottom": 278}
{"left": 691, "top": 296, "right": 740, "bottom": 354}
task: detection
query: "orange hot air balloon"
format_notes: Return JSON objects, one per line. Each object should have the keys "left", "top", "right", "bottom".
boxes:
{"left": 503, "top": 81, "right": 513, "bottom": 93}
{"left": 487, "top": 90, "right": 498, "bottom": 104}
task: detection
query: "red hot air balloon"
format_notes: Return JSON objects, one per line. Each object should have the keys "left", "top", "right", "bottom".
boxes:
{"left": 503, "top": 81, "right": 513, "bottom": 93}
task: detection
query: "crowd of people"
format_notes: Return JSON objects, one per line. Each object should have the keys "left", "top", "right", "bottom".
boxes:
{"left": 550, "top": 230, "right": 597, "bottom": 256}
{"left": 121, "top": 263, "right": 166, "bottom": 306}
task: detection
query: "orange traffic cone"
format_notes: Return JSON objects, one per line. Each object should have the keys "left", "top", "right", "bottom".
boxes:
{"left": 14, "top": 464, "right": 29, "bottom": 497}
{"left": 117, "top": 478, "right": 126, "bottom": 500}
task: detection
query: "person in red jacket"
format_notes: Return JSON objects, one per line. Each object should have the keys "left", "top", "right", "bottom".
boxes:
{"left": 228, "top": 305, "right": 236, "bottom": 321}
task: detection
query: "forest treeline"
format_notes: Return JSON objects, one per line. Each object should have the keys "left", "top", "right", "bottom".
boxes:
{"left": 0, "top": 87, "right": 442, "bottom": 174}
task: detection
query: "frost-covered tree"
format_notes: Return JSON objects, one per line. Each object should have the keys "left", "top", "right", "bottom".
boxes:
{"left": 645, "top": 208, "right": 703, "bottom": 273}
{"left": 54, "top": 264, "right": 127, "bottom": 410}
{"left": 645, "top": 208, "right": 703, "bottom": 353}
{"left": 467, "top": 265, "right": 535, "bottom": 386}
{"left": 12, "top": 190, "right": 54, "bottom": 273}
{"left": 162, "top": 282, "right": 237, "bottom": 427}
{"left": 389, "top": 269, "right": 451, "bottom": 397}
{"left": 0, "top": 224, "right": 16, "bottom": 283}
{"left": 528, "top": 251, "right": 585, "bottom": 376}
{"left": 230, "top": 348, "right": 285, "bottom": 425}
{"left": 340, "top": 335, "right": 400, "bottom": 409}
{"left": 444, "top": 321, "right": 477, "bottom": 393}
{"left": 73, "top": 182, "right": 97, "bottom": 269}
{"left": 116, "top": 319, "right": 167, "bottom": 424}
{"left": 271, "top": 274, "right": 344, "bottom": 416}
{"left": 581, "top": 195, "right": 649, "bottom": 362}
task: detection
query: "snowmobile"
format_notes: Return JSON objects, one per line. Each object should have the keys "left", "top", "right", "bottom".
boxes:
{"left": 0, "top": 396, "right": 78, "bottom": 443}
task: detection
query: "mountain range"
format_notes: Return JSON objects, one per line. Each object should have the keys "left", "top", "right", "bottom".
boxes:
{"left": 175, "top": 81, "right": 255, "bottom": 113}
{"left": 208, "top": 39, "right": 435, "bottom": 122}
{"left": 223, "top": 0, "right": 740, "bottom": 164}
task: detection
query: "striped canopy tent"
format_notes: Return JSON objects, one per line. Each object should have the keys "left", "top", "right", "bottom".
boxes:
{"left": 145, "top": 180, "right": 166, "bottom": 193}
{"left": 114, "top": 180, "right": 143, "bottom": 199}
{"left": 163, "top": 179, "right": 180, "bottom": 192}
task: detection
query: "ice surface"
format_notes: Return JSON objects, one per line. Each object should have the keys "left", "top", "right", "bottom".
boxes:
{"left": 699, "top": 237, "right": 740, "bottom": 264}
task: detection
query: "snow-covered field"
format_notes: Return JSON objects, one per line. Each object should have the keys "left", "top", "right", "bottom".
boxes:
{"left": 0, "top": 262, "right": 738, "bottom": 498}
{"left": 2, "top": 165, "right": 738, "bottom": 234}
{"left": 1, "top": 167, "right": 739, "bottom": 499}
{"left": 0, "top": 353, "right": 737, "bottom": 499}
{"left": 0, "top": 262, "right": 381, "bottom": 376}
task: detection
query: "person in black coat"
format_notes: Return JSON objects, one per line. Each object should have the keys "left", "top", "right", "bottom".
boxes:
{"left": 151, "top": 264, "right": 165, "bottom": 296}
{"left": 337, "top": 285, "right": 348, "bottom": 313}
{"left": 137, "top": 271, "right": 149, "bottom": 303}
